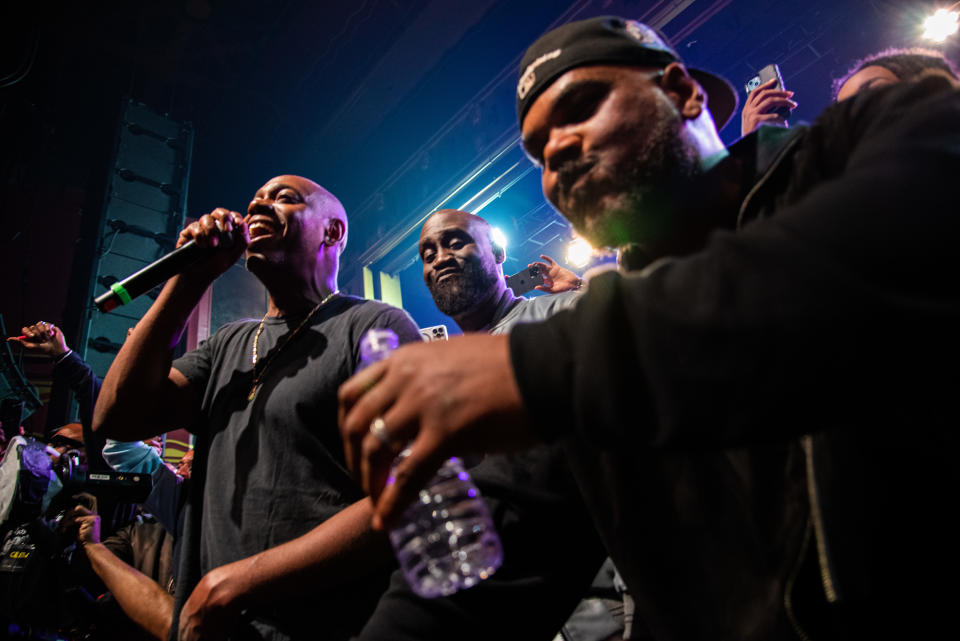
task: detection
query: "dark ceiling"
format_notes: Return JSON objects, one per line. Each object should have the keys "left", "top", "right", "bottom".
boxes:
{"left": 2, "top": 0, "right": 954, "bottom": 340}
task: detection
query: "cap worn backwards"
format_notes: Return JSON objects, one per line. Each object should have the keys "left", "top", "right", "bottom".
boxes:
{"left": 516, "top": 16, "right": 738, "bottom": 131}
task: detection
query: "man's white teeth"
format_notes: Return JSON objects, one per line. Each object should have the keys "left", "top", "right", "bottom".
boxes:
{"left": 249, "top": 222, "right": 276, "bottom": 237}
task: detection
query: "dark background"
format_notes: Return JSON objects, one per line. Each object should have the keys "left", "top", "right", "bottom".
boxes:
{"left": 2, "top": 0, "right": 955, "bottom": 431}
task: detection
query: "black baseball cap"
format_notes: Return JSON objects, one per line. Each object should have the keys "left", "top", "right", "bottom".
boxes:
{"left": 517, "top": 16, "right": 738, "bottom": 131}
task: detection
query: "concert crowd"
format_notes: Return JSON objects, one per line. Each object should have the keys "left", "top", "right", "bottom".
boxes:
{"left": 2, "top": 15, "right": 958, "bottom": 641}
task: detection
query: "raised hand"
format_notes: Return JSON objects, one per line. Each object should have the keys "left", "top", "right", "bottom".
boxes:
{"left": 741, "top": 78, "right": 797, "bottom": 136}
{"left": 529, "top": 254, "right": 582, "bottom": 293}
{"left": 60, "top": 504, "right": 102, "bottom": 545}
{"left": 176, "top": 208, "right": 249, "bottom": 282}
{"left": 338, "top": 334, "right": 535, "bottom": 529}
{"left": 7, "top": 321, "right": 69, "bottom": 358}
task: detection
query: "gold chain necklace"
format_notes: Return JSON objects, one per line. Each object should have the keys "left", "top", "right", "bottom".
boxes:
{"left": 248, "top": 290, "right": 339, "bottom": 400}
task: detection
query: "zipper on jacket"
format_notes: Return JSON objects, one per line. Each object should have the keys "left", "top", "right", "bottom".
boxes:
{"left": 784, "top": 517, "right": 814, "bottom": 641}
{"left": 801, "top": 435, "right": 838, "bottom": 603}
{"left": 736, "top": 130, "right": 803, "bottom": 229}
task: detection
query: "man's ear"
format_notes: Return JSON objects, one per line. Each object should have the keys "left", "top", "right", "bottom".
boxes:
{"left": 660, "top": 62, "right": 704, "bottom": 121}
{"left": 324, "top": 218, "right": 346, "bottom": 248}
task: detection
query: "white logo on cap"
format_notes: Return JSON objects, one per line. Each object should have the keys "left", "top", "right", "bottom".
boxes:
{"left": 623, "top": 20, "right": 670, "bottom": 52}
{"left": 518, "top": 48, "right": 562, "bottom": 100}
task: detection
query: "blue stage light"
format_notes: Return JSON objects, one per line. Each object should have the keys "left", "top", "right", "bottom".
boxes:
{"left": 491, "top": 227, "right": 508, "bottom": 251}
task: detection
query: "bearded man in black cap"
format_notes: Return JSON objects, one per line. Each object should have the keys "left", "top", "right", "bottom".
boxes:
{"left": 341, "top": 16, "right": 960, "bottom": 640}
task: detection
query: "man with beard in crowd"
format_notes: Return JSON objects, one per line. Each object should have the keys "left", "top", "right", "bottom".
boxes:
{"left": 357, "top": 208, "right": 616, "bottom": 641}
{"left": 340, "top": 16, "right": 960, "bottom": 640}
{"left": 419, "top": 209, "right": 584, "bottom": 332}
{"left": 94, "top": 175, "right": 421, "bottom": 641}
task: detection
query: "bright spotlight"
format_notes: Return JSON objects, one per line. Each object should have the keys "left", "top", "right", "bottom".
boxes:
{"left": 491, "top": 227, "right": 508, "bottom": 250}
{"left": 923, "top": 8, "right": 959, "bottom": 42}
{"left": 566, "top": 237, "right": 594, "bottom": 268}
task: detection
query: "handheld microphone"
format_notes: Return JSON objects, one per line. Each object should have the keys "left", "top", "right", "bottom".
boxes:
{"left": 93, "top": 232, "right": 235, "bottom": 313}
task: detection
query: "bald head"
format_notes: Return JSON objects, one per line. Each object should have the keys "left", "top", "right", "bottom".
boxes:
{"left": 245, "top": 174, "right": 348, "bottom": 266}
{"left": 419, "top": 209, "right": 506, "bottom": 322}
{"left": 257, "top": 174, "right": 347, "bottom": 251}
{"left": 420, "top": 209, "right": 500, "bottom": 251}
{"left": 243, "top": 174, "right": 348, "bottom": 307}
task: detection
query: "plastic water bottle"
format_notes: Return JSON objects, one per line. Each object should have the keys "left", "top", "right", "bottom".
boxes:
{"left": 358, "top": 329, "right": 503, "bottom": 598}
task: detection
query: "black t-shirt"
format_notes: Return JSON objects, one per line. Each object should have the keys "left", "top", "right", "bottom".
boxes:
{"left": 171, "top": 295, "right": 421, "bottom": 641}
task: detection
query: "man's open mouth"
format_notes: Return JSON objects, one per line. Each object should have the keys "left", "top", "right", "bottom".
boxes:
{"left": 247, "top": 217, "right": 279, "bottom": 240}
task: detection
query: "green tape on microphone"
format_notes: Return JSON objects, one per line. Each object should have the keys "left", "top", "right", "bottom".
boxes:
{"left": 110, "top": 282, "right": 132, "bottom": 305}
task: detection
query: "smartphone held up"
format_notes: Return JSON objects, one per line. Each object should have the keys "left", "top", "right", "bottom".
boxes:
{"left": 745, "top": 63, "right": 792, "bottom": 120}
{"left": 505, "top": 265, "right": 545, "bottom": 296}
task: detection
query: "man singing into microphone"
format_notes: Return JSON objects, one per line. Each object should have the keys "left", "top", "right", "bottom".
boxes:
{"left": 93, "top": 175, "right": 422, "bottom": 641}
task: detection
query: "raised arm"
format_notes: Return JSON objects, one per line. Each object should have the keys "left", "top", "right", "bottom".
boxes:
{"left": 65, "top": 506, "right": 174, "bottom": 641}
{"left": 6, "top": 321, "right": 69, "bottom": 358}
{"left": 8, "top": 321, "right": 109, "bottom": 468}
{"left": 93, "top": 210, "right": 248, "bottom": 441}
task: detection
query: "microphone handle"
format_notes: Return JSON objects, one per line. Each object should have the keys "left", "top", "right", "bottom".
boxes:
{"left": 93, "top": 239, "right": 210, "bottom": 313}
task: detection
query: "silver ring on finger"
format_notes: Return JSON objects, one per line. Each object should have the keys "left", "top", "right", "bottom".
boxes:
{"left": 369, "top": 416, "right": 392, "bottom": 446}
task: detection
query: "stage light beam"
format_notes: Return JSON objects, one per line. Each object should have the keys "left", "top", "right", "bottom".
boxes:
{"left": 566, "top": 237, "right": 594, "bottom": 268}
{"left": 491, "top": 227, "right": 508, "bottom": 251}
{"left": 923, "top": 8, "right": 959, "bottom": 42}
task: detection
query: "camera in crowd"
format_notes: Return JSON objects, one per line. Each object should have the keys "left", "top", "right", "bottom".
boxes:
{"left": 0, "top": 436, "right": 152, "bottom": 638}
{"left": 49, "top": 450, "right": 153, "bottom": 515}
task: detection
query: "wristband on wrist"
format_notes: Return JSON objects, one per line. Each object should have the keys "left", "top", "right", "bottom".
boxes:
{"left": 54, "top": 349, "right": 73, "bottom": 364}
